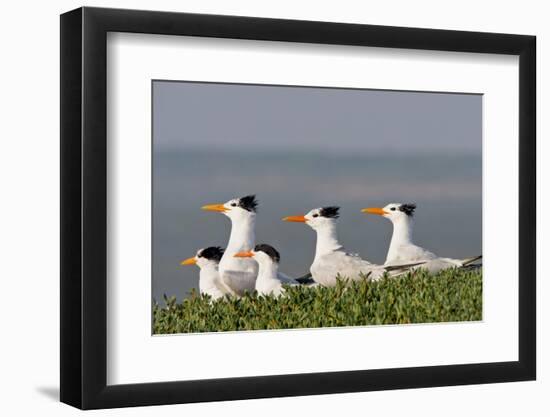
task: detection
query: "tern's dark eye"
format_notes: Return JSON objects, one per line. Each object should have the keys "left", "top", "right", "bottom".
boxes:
{"left": 230, "top": 203, "right": 237, "bottom": 207}
{"left": 312, "top": 213, "right": 319, "bottom": 218}
{"left": 390, "top": 207, "right": 396, "bottom": 211}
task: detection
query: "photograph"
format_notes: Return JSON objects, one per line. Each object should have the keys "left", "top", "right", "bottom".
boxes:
{"left": 54, "top": 4, "right": 538, "bottom": 412}
{"left": 152, "top": 80, "right": 483, "bottom": 334}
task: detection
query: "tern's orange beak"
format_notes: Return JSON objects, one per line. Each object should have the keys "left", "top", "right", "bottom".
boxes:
{"left": 201, "top": 203, "right": 228, "bottom": 212}
{"left": 361, "top": 207, "right": 388, "bottom": 216}
{"left": 234, "top": 251, "right": 254, "bottom": 258}
{"left": 282, "top": 215, "right": 307, "bottom": 223}
{"left": 180, "top": 257, "right": 197, "bottom": 266}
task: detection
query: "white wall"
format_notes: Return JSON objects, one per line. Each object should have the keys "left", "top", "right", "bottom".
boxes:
{"left": 0, "top": 0, "right": 545, "bottom": 415}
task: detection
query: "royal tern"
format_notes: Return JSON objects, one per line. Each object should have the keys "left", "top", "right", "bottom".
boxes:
{"left": 202, "top": 195, "right": 259, "bottom": 296}
{"left": 180, "top": 246, "right": 235, "bottom": 300}
{"left": 283, "top": 206, "right": 421, "bottom": 286}
{"left": 362, "top": 203, "right": 482, "bottom": 273}
{"left": 235, "top": 244, "right": 297, "bottom": 297}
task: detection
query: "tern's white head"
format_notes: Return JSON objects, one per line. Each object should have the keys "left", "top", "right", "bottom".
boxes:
{"left": 202, "top": 195, "right": 257, "bottom": 222}
{"left": 282, "top": 206, "right": 340, "bottom": 231}
{"left": 362, "top": 203, "right": 416, "bottom": 223}
{"left": 234, "top": 244, "right": 280, "bottom": 268}
{"left": 180, "top": 246, "right": 225, "bottom": 269}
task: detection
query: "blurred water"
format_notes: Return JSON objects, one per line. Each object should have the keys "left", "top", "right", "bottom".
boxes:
{"left": 152, "top": 149, "right": 482, "bottom": 303}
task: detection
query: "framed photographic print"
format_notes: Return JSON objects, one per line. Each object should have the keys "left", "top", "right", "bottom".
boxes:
{"left": 60, "top": 6, "right": 536, "bottom": 409}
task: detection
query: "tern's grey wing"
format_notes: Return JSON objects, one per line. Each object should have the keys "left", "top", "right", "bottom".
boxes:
{"left": 460, "top": 255, "right": 482, "bottom": 266}
{"left": 294, "top": 274, "right": 315, "bottom": 285}
{"left": 391, "top": 244, "right": 438, "bottom": 263}
{"left": 312, "top": 251, "right": 386, "bottom": 286}
{"left": 214, "top": 276, "right": 238, "bottom": 297}
{"left": 413, "top": 255, "right": 482, "bottom": 274}
{"left": 220, "top": 269, "right": 256, "bottom": 296}
{"left": 409, "top": 258, "right": 462, "bottom": 273}
{"left": 276, "top": 271, "right": 298, "bottom": 285}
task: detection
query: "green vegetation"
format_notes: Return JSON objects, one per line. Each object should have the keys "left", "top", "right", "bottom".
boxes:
{"left": 153, "top": 269, "right": 482, "bottom": 334}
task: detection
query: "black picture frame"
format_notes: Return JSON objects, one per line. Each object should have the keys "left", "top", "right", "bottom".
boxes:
{"left": 60, "top": 6, "right": 536, "bottom": 410}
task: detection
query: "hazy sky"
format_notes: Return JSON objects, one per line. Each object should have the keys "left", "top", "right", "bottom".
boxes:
{"left": 153, "top": 80, "right": 481, "bottom": 155}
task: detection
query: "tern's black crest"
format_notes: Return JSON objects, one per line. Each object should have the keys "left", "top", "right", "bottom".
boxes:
{"left": 319, "top": 206, "right": 340, "bottom": 219}
{"left": 238, "top": 195, "right": 258, "bottom": 212}
{"left": 198, "top": 246, "right": 224, "bottom": 262}
{"left": 399, "top": 203, "right": 416, "bottom": 216}
{"left": 254, "top": 244, "right": 280, "bottom": 263}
